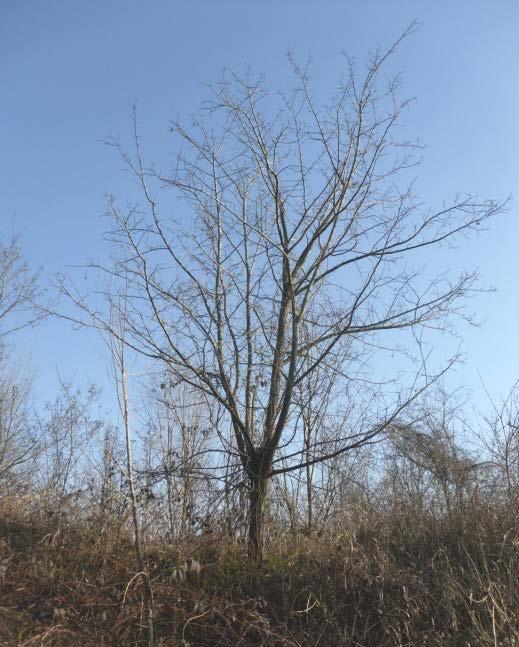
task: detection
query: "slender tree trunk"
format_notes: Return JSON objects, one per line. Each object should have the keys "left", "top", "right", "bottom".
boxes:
{"left": 305, "top": 423, "right": 313, "bottom": 533}
{"left": 180, "top": 424, "right": 191, "bottom": 538}
{"left": 181, "top": 469, "right": 190, "bottom": 538}
{"left": 120, "top": 362, "right": 156, "bottom": 647}
{"left": 306, "top": 461, "right": 313, "bottom": 533}
{"left": 165, "top": 385, "right": 176, "bottom": 540}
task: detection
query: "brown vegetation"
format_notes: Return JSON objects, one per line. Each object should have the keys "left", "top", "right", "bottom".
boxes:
{"left": 1, "top": 491, "right": 517, "bottom": 646}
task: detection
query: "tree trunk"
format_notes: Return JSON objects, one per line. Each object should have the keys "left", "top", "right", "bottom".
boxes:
{"left": 248, "top": 473, "right": 269, "bottom": 562}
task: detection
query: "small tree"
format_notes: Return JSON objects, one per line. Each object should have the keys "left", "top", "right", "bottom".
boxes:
{"left": 479, "top": 382, "right": 519, "bottom": 501}
{"left": 36, "top": 381, "right": 101, "bottom": 502}
{"left": 0, "top": 354, "right": 35, "bottom": 488}
{"left": 0, "top": 235, "right": 42, "bottom": 340}
{"left": 61, "top": 29, "right": 506, "bottom": 560}
{"left": 140, "top": 376, "right": 212, "bottom": 540}
{"left": 0, "top": 235, "right": 43, "bottom": 487}
{"left": 387, "top": 392, "right": 480, "bottom": 514}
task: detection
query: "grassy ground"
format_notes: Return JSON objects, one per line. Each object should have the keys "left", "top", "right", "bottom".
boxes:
{"left": 0, "top": 499, "right": 518, "bottom": 646}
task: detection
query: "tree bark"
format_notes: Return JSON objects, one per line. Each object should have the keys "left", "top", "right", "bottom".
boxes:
{"left": 248, "top": 468, "right": 270, "bottom": 562}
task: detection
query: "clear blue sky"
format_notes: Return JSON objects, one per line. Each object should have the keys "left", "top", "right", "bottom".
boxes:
{"left": 1, "top": 1, "right": 518, "bottom": 414}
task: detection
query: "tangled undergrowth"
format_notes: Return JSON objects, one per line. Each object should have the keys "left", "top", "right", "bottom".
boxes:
{"left": 0, "top": 497, "right": 518, "bottom": 646}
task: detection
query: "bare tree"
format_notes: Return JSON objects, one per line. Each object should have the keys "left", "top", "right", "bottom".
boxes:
{"left": 0, "top": 235, "right": 44, "bottom": 489}
{"left": 478, "top": 382, "right": 519, "bottom": 501}
{"left": 387, "top": 388, "right": 482, "bottom": 514}
{"left": 0, "top": 235, "right": 42, "bottom": 339}
{"left": 36, "top": 381, "right": 101, "bottom": 502}
{"left": 60, "top": 28, "right": 506, "bottom": 560}
{"left": 140, "top": 376, "right": 212, "bottom": 540}
{"left": 104, "top": 282, "right": 156, "bottom": 646}
{"left": 95, "top": 422, "right": 126, "bottom": 528}
{"left": 0, "top": 352, "right": 36, "bottom": 488}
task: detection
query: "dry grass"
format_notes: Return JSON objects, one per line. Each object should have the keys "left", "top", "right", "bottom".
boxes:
{"left": 0, "top": 497, "right": 518, "bottom": 646}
